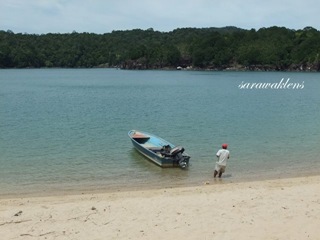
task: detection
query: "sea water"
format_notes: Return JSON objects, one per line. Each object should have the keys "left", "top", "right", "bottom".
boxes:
{"left": 0, "top": 69, "right": 319, "bottom": 196}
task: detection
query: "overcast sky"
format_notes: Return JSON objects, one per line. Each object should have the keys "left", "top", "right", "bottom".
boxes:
{"left": 1, "top": 0, "right": 319, "bottom": 34}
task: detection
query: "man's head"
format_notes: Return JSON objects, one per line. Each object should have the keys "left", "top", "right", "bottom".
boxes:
{"left": 222, "top": 143, "right": 228, "bottom": 149}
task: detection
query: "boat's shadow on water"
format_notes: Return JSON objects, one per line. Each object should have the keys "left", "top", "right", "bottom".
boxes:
{"left": 128, "top": 149, "right": 191, "bottom": 178}
{"left": 128, "top": 149, "right": 159, "bottom": 170}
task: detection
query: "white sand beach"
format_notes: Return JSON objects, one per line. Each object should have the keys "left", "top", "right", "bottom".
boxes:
{"left": 1, "top": 176, "right": 320, "bottom": 240}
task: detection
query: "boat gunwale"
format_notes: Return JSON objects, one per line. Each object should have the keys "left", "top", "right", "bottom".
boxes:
{"left": 128, "top": 130, "right": 175, "bottom": 148}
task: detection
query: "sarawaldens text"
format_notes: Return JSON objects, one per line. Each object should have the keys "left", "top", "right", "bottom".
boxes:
{"left": 238, "top": 78, "right": 304, "bottom": 90}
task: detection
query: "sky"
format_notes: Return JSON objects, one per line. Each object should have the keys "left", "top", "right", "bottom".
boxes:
{"left": 1, "top": 0, "right": 319, "bottom": 34}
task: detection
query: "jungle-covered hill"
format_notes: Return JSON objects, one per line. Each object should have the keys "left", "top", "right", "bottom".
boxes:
{"left": 0, "top": 26, "right": 320, "bottom": 71}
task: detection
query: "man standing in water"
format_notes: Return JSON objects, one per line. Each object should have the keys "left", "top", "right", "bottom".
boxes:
{"left": 214, "top": 143, "right": 230, "bottom": 178}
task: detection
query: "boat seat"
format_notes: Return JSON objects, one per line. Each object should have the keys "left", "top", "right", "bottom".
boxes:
{"left": 132, "top": 133, "right": 150, "bottom": 140}
{"left": 148, "top": 147, "right": 163, "bottom": 152}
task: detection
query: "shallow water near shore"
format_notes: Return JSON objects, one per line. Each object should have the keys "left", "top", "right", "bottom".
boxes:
{"left": 0, "top": 69, "right": 320, "bottom": 196}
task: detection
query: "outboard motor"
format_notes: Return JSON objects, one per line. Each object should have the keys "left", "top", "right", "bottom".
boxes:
{"left": 170, "top": 146, "right": 185, "bottom": 156}
{"left": 170, "top": 146, "right": 190, "bottom": 169}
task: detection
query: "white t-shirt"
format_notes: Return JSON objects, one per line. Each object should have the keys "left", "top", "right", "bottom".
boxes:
{"left": 216, "top": 149, "right": 230, "bottom": 166}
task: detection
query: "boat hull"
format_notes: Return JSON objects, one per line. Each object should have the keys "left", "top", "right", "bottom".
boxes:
{"left": 128, "top": 130, "right": 190, "bottom": 168}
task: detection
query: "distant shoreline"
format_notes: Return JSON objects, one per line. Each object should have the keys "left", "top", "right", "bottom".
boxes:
{"left": 1, "top": 27, "right": 320, "bottom": 71}
{"left": 1, "top": 65, "right": 319, "bottom": 72}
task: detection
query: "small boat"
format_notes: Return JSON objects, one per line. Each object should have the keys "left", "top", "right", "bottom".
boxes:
{"left": 128, "top": 130, "right": 190, "bottom": 169}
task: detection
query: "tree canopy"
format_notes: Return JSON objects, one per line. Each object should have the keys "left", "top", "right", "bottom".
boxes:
{"left": 1, "top": 26, "right": 320, "bottom": 71}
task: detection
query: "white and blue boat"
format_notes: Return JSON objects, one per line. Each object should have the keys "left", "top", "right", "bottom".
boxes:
{"left": 128, "top": 130, "right": 190, "bottom": 169}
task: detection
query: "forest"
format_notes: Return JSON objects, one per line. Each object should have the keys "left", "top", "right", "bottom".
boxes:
{"left": 0, "top": 26, "right": 320, "bottom": 71}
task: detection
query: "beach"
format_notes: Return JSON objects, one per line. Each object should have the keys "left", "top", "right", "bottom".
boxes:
{"left": 1, "top": 176, "right": 319, "bottom": 240}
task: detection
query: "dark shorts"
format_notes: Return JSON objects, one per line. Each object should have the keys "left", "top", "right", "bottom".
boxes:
{"left": 215, "top": 163, "right": 226, "bottom": 173}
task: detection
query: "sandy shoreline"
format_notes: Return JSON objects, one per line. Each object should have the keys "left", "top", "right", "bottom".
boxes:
{"left": 1, "top": 176, "right": 319, "bottom": 240}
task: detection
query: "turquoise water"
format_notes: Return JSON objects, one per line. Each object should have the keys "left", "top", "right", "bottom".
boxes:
{"left": 1, "top": 69, "right": 320, "bottom": 196}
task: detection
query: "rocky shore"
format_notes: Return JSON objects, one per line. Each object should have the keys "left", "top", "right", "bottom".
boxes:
{"left": 116, "top": 61, "right": 320, "bottom": 72}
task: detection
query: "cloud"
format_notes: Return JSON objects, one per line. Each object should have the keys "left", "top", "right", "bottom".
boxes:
{"left": 0, "top": 0, "right": 319, "bottom": 34}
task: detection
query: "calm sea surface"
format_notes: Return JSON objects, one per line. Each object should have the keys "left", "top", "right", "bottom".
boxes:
{"left": 0, "top": 69, "right": 320, "bottom": 196}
